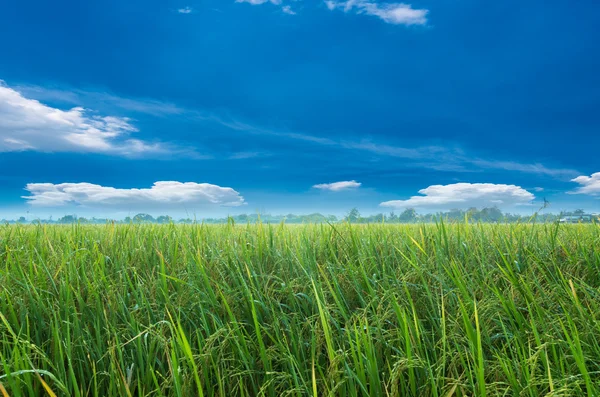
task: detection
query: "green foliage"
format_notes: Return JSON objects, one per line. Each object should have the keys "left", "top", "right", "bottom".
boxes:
{"left": 4, "top": 206, "right": 588, "bottom": 225}
{"left": 346, "top": 207, "right": 361, "bottom": 223}
{"left": 1, "top": 223, "right": 600, "bottom": 396}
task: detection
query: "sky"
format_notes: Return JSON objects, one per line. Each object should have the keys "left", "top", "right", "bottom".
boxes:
{"left": 0, "top": 0, "right": 599, "bottom": 219}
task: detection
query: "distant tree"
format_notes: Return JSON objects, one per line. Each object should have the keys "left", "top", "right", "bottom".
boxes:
{"left": 399, "top": 208, "right": 417, "bottom": 223}
{"left": 124, "top": 216, "right": 132, "bottom": 224}
{"left": 446, "top": 209, "right": 464, "bottom": 221}
{"left": 58, "top": 215, "right": 77, "bottom": 224}
{"left": 156, "top": 215, "right": 173, "bottom": 224}
{"left": 133, "top": 213, "right": 155, "bottom": 223}
{"left": 504, "top": 212, "right": 521, "bottom": 223}
{"left": 574, "top": 209, "right": 585, "bottom": 215}
{"left": 480, "top": 207, "right": 503, "bottom": 223}
{"left": 346, "top": 208, "right": 361, "bottom": 223}
{"left": 17, "top": 217, "right": 27, "bottom": 224}
{"left": 388, "top": 211, "right": 398, "bottom": 223}
{"left": 421, "top": 213, "right": 435, "bottom": 223}
{"left": 236, "top": 214, "right": 249, "bottom": 222}
{"left": 466, "top": 207, "right": 481, "bottom": 222}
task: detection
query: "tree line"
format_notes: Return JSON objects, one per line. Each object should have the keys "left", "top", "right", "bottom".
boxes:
{"left": 2, "top": 208, "right": 596, "bottom": 225}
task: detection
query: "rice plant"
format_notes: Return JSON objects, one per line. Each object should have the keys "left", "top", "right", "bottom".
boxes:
{"left": 1, "top": 222, "right": 599, "bottom": 396}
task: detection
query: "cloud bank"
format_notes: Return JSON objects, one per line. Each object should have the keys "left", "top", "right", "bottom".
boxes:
{"left": 325, "top": 1, "right": 428, "bottom": 25}
{"left": 381, "top": 183, "right": 535, "bottom": 210}
{"left": 0, "top": 81, "right": 171, "bottom": 156}
{"left": 313, "top": 180, "right": 362, "bottom": 191}
{"left": 570, "top": 172, "right": 600, "bottom": 196}
{"left": 23, "top": 182, "right": 246, "bottom": 208}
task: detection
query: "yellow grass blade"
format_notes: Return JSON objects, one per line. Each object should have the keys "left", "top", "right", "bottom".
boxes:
{"left": 36, "top": 374, "right": 57, "bottom": 397}
{"left": 0, "top": 383, "right": 9, "bottom": 397}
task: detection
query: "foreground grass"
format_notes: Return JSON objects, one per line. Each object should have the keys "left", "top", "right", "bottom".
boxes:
{"left": 1, "top": 222, "right": 599, "bottom": 396}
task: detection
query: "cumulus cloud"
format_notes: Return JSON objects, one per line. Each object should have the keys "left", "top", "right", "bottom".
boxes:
{"left": 380, "top": 183, "right": 535, "bottom": 209}
{"left": 0, "top": 81, "right": 169, "bottom": 156}
{"left": 570, "top": 172, "right": 600, "bottom": 196}
{"left": 313, "top": 180, "right": 361, "bottom": 191}
{"left": 177, "top": 6, "right": 193, "bottom": 13}
{"left": 325, "top": 1, "right": 428, "bottom": 25}
{"left": 23, "top": 182, "right": 246, "bottom": 208}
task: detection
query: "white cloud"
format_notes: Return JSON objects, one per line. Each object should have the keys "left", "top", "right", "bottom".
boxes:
{"left": 313, "top": 180, "right": 361, "bottom": 191}
{"left": 23, "top": 182, "right": 246, "bottom": 208}
{"left": 341, "top": 140, "right": 442, "bottom": 159}
{"left": 10, "top": 83, "right": 576, "bottom": 178}
{"left": 570, "top": 172, "right": 600, "bottom": 196}
{"left": 381, "top": 183, "right": 535, "bottom": 209}
{"left": 326, "top": 1, "right": 428, "bottom": 25}
{"left": 218, "top": 117, "right": 576, "bottom": 178}
{"left": 177, "top": 6, "right": 193, "bottom": 13}
{"left": 282, "top": 5, "right": 296, "bottom": 14}
{"left": 236, "top": 0, "right": 282, "bottom": 5}
{"left": 470, "top": 159, "right": 579, "bottom": 179}
{"left": 533, "top": 187, "right": 544, "bottom": 192}
{"left": 0, "top": 81, "right": 170, "bottom": 156}
{"left": 325, "top": 1, "right": 337, "bottom": 10}
{"left": 228, "top": 151, "right": 267, "bottom": 160}
{"left": 13, "top": 84, "right": 185, "bottom": 117}
{"left": 235, "top": 0, "right": 292, "bottom": 15}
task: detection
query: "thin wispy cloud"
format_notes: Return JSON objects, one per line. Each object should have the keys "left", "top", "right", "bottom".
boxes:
{"left": 235, "top": 0, "right": 300, "bottom": 16}
{"left": 23, "top": 182, "right": 246, "bottom": 208}
{"left": 222, "top": 119, "right": 577, "bottom": 178}
{"left": 469, "top": 159, "right": 579, "bottom": 179}
{"left": 177, "top": 6, "right": 193, "bottom": 14}
{"left": 381, "top": 183, "right": 535, "bottom": 210}
{"left": 282, "top": 5, "right": 296, "bottom": 14}
{"left": 14, "top": 84, "right": 185, "bottom": 117}
{"left": 10, "top": 81, "right": 579, "bottom": 178}
{"left": 236, "top": 0, "right": 282, "bottom": 5}
{"left": 325, "top": 1, "right": 428, "bottom": 25}
{"left": 227, "top": 151, "right": 268, "bottom": 160}
{"left": 313, "top": 180, "right": 362, "bottom": 191}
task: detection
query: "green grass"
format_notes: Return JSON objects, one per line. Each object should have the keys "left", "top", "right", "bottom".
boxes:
{"left": 1, "top": 222, "right": 599, "bottom": 396}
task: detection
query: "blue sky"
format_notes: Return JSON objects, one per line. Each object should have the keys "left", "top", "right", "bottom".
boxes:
{"left": 0, "top": 0, "right": 599, "bottom": 219}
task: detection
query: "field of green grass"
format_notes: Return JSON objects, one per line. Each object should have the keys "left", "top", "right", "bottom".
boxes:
{"left": 1, "top": 222, "right": 599, "bottom": 396}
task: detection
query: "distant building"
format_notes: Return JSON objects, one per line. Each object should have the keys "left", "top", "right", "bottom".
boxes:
{"left": 559, "top": 214, "right": 596, "bottom": 223}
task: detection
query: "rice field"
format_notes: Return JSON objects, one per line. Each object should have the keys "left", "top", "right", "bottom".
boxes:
{"left": 1, "top": 222, "right": 599, "bottom": 396}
